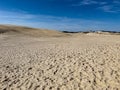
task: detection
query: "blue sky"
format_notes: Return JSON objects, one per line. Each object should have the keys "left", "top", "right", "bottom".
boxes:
{"left": 0, "top": 0, "right": 120, "bottom": 31}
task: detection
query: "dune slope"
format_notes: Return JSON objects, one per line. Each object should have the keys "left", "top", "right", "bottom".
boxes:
{"left": 0, "top": 25, "right": 68, "bottom": 37}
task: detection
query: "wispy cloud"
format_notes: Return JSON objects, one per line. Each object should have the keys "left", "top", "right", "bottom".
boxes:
{"left": 72, "top": 0, "right": 120, "bottom": 13}
{"left": 0, "top": 9, "right": 119, "bottom": 31}
{"left": 72, "top": 0, "right": 108, "bottom": 6}
{"left": 79, "top": 0, "right": 98, "bottom": 5}
{"left": 99, "top": 2, "right": 108, "bottom": 5}
{"left": 98, "top": 5, "right": 116, "bottom": 13}
{"left": 72, "top": 0, "right": 98, "bottom": 6}
{"left": 97, "top": 4, "right": 120, "bottom": 13}
{"left": 113, "top": 0, "right": 120, "bottom": 4}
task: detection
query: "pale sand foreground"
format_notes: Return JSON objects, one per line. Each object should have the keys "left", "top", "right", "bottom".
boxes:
{"left": 0, "top": 34, "right": 120, "bottom": 90}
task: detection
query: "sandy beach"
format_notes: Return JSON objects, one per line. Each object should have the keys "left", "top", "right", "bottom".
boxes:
{"left": 0, "top": 32, "right": 120, "bottom": 90}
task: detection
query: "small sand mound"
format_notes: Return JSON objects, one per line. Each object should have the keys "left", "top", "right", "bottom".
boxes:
{"left": 86, "top": 33, "right": 101, "bottom": 36}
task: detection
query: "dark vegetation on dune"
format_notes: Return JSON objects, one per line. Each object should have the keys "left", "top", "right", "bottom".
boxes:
{"left": 100, "top": 30, "right": 120, "bottom": 33}
{"left": 62, "top": 31, "right": 92, "bottom": 33}
{"left": 0, "top": 29, "right": 19, "bottom": 34}
{"left": 0, "top": 29, "right": 9, "bottom": 33}
{"left": 62, "top": 30, "right": 120, "bottom": 34}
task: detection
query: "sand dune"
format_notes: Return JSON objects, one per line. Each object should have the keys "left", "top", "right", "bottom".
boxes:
{"left": 0, "top": 25, "right": 120, "bottom": 90}
{"left": 0, "top": 25, "right": 68, "bottom": 37}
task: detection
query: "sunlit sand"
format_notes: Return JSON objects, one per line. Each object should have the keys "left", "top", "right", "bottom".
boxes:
{"left": 0, "top": 25, "right": 120, "bottom": 90}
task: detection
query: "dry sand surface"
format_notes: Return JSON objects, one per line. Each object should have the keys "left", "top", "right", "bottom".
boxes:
{"left": 0, "top": 28, "right": 120, "bottom": 90}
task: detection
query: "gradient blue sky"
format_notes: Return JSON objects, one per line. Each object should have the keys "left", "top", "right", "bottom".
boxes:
{"left": 0, "top": 0, "right": 120, "bottom": 31}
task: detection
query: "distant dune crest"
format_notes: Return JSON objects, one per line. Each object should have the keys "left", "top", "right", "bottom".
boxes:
{"left": 0, "top": 25, "right": 120, "bottom": 37}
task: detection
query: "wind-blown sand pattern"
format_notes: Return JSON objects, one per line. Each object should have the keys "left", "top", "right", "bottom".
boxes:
{"left": 0, "top": 28, "right": 120, "bottom": 90}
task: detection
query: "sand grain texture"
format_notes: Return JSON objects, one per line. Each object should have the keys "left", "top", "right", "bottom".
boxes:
{"left": 0, "top": 26, "right": 120, "bottom": 90}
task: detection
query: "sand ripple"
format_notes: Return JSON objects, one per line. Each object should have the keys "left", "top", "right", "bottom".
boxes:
{"left": 0, "top": 34, "right": 120, "bottom": 90}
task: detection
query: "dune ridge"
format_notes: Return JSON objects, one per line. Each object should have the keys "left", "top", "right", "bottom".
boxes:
{"left": 0, "top": 25, "right": 69, "bottom": 37}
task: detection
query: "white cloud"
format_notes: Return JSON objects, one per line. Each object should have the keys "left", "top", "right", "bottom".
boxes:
{"left": 113, "top": 0, "right": 120, "bottom": 4}
{"left": 80, "top": 0, "right": 98, "bottom": 5}
{"left": 98, "top": 5, "right": 114, "bottom": 12}
{"left": 0, "top": 9, "right": 119, "bottom": 31}
{"left": 98, "top": 5, "right": 120, "bottom": 13}
{"left": 72, "top": 0, "right": 108, "bottom": 6}
{"left": 99, "top": 2, "right": 108, "bottom": 5}
{"left": 72, "top": 0, "right": 120, "bottom": 13}
{"left": 72, "top": 0, "right": 98, "bottom": 6}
